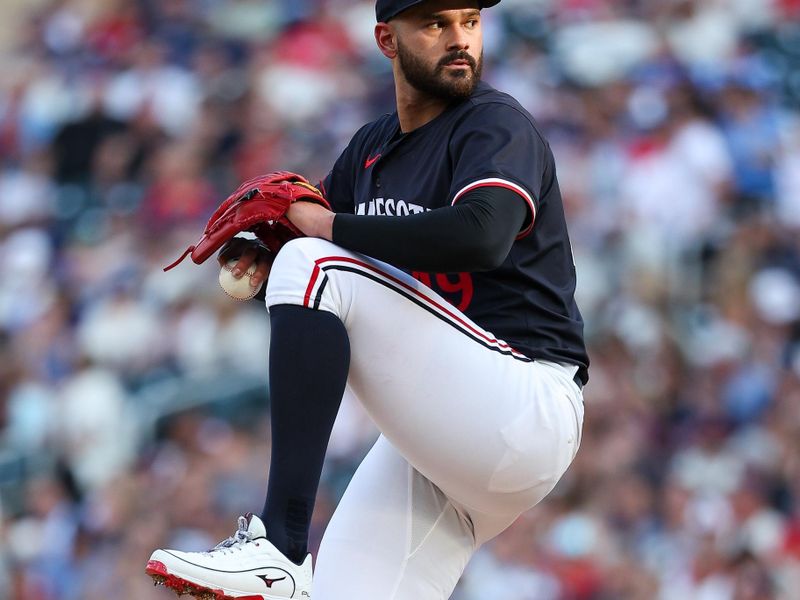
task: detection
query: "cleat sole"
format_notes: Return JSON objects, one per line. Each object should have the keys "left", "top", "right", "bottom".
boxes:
{"left": 145, "top": 560, "right": 268, "bottom": 600}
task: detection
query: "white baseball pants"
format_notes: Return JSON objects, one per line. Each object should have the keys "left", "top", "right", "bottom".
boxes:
{"left": 265, "top": 238, "right": 584, "bottom": 600}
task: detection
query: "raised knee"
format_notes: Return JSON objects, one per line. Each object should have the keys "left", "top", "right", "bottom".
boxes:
{"left": 280, "top": 237, "right": 337, "bottom": 260}
{"left": 272, "top": 238, "right": 337, "bottom": 273}
{"left": 266, "top": 238, "right": 343, "bottom": 309}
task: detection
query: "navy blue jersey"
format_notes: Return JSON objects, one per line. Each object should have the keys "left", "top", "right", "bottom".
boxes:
{"left": 322, "top": 82, "right": 589, "bottom": 383}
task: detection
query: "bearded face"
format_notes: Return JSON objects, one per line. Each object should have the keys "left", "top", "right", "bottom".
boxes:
{"left": 396, "top": 40, "right": 484, "bottom": 100}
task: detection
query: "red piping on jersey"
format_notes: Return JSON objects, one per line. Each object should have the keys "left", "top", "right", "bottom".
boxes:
{"left": 452, "top": 180, "right": 536, "bottom": 239}
{"left": 304, "top": 255, "right": 527, "bottom": 358}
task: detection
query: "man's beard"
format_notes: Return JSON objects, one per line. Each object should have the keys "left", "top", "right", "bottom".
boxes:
{"left": 397, "top": 42, "right": 483, "bottom": 101}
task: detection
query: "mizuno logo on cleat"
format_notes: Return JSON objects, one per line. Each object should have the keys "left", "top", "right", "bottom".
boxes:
{"left": 255, "top": 568, "right": 295, "bottom": 594}
{"left": 257, "top": 574, "right": 287, "bottom": 588}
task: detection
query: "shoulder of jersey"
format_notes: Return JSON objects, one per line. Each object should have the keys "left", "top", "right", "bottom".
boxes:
{"left": 355, "top": 112, "right": 397, "bottom": 141}
{"left": 466, "top": 84, "right": 547, "bottom": 145}
{"left": 468, "top": 85, "right": 532, "bottom": 120}
{"left": 346, "top": 112, "right": 397, "bottom": 155}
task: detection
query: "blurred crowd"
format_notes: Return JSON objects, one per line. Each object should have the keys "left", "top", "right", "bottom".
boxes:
{"left": 0, "top": 0, "right": 799, "bottom": 598}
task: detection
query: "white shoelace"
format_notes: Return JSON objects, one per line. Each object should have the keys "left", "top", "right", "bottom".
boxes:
{"left": 209, "top": 516, "right": 253, "bottom": 555}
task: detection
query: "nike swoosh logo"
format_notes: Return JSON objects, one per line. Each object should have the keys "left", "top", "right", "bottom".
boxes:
{"left": 364, "top": 153, "right": 381, "bottom": 169}
{"left": 257, "top": 574, "right": 287, "bottom": 588}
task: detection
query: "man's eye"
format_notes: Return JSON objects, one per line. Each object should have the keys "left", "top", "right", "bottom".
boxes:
{"left": 428, "top": 21, "right": 443, "bottom": 30}
{"left": 465, "top": 19, "right": 479, "bottom": 28}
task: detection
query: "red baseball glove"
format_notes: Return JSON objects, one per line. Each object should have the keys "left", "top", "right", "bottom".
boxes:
{"left": 164, "top": 171, "right": 329, "bottom": 271}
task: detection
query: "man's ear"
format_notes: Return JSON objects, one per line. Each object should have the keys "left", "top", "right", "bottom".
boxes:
{"left": 375, "top": 23, "right": 398, "bottom": 59}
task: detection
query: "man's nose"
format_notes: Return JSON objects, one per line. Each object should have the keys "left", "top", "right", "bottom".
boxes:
{"left": 445, "top": 25, "right": 470, "bottom": 52}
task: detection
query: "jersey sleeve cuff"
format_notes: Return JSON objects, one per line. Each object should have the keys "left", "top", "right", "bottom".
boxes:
{"left": 451, "top": 178, "right": 537, "bottom": 239}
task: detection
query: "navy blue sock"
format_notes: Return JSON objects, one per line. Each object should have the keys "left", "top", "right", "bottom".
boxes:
{"left": 261, "top": 304, "right": 350, "bottom": 564}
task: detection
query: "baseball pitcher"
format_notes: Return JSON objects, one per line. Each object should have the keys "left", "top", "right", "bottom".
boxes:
{"left": 147, "top": 0, "right": 589, "bottom": 598}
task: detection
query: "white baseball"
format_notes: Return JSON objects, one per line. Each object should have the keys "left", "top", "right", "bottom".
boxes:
{"left": 219, "top": 258, "right": 263, "bottom": 301}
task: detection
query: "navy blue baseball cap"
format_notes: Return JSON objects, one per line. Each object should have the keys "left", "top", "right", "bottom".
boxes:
{"left": 376, "top": 0, "right": 501, "bottom": 22}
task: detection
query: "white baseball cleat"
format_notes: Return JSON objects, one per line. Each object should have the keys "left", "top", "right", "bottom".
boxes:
{"left": 146, "top": 513, "right": 312, "bottom": 599}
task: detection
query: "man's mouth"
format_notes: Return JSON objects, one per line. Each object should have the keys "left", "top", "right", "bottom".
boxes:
{"left": 441, "top": 56, "right": 474, "bottom": 72}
